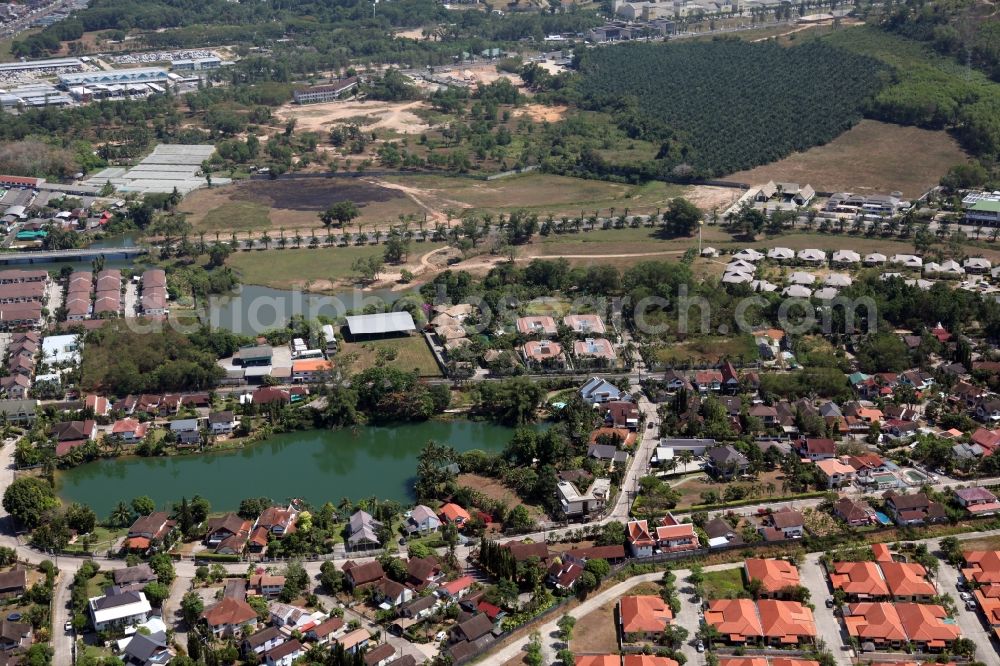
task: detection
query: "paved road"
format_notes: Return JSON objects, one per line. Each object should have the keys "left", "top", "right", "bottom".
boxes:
{"left": 799, "top": 552, "right": 850, "bottom": 666}
{"left": 933, "top": 539, "right": 1000, "bottom": 666}
{"left": 51, "top": 570, "right": 73, "bottom": 666}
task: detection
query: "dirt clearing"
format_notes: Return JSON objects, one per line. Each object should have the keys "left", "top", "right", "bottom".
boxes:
{"left": 516, "top": 104, "right": 568, "bottom": 122}
{"left": 457, "top": 473, "right": 545, "bottom": 519}
{"left": 181, "top": 176, "right": 425, "bottom": 231}
{"left": 728, "top": 120, "right": 968, "bottom": 198}
{"left": 274, "top": 99, "right": 431, "bottom": 134}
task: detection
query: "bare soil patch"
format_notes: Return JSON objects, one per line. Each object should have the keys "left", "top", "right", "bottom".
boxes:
{"left": 517, "top": 104, "right": 568, "bottom": 123}
{"left": 727, "top": 120, "right": 968, "bottom": 198}
{"left": 569, "top": 582, "right": 658, "bottom": 654}
{"left": 275, "top": 99, "right": 431, "bottom": 134}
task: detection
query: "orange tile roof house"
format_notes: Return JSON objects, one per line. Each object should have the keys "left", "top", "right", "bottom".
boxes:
{"left": 516, "top": 316, "right": 557, "bottom": 336}
{"left": 627, "top": 520, "right": 656, "bottom": 557}
{"left": 844, "top": 602, "right": 960, "bottom": 650}
{"left": 623, "top": 657, "right": 680, "bottom": 666}
{"left": 756, "top": 600, "right": 816, "bottom": 645}
{"left": 521, "top": 340, "right": 564, "bottom": 366}
{"left": 705, "top": 599, "right": 763, "bottom": 643}
{"left": 831, "top": 545, "right": 936, "bottom": 601}
{"left": 291, "top": 358, "right": 332, "bottom": 382}
{"left": 202, "top": 597, "right": 258, "bottom": 638}
{"left": 564, "top": 314, "right": 607, "bottom": 335}
{"left": 575, "top": 657, "right": 622, "bottom": 666}
{"left": 744, "top": 559, "right": 801, "bottom": 598}
{"left": 619, "top": 595, "right": 673, "bottom": 640}
{"left": 814, "top": 458, "right": 856, "bottom": 488}
{"left": 654, "top": 520, "right": 699, "bottom": 554}
{"left": 439, "top": 503, "right": 471, "bottom": 526}
{"left": 963, "top": 551, "right": 1000, "bottom": 593}
{"left": 829, "top": 561, "right": 889, "bottom": 600}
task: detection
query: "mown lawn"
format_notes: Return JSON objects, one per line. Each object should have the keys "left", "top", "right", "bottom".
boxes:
{"left": 200, "top": 201, "right": 272, "bottom": 232}
{"left": 700, "top": 567, "right": 746, "bottom": 599}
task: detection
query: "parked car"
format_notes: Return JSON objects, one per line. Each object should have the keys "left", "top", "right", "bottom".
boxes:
{"left": 64, "top": 621, "right": 72, "bottom": 632}
{"left": 696, "top": 642, "right": 705, "bottom": 653}
{"left": 960, "top": 592, "right": 973, "bottom": 601}
{"left": 825, "top": 598, "right": 835, "bottom": 608}
{"left": 967, "top": 600, "right": 978, "bottom": 611}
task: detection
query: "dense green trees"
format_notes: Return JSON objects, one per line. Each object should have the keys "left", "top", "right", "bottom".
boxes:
{"left": 570, "top": 39, "right": 886, "bottom": 177}
{"left": 3, "top": 478, "right": 58, "bottom": 529}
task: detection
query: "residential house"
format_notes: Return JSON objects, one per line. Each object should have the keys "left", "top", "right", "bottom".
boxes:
{"left": 761, "top": 509, "right": 805, "bottom": 540}
{"left": 515, "top": 316, "right": 557, "bottom": 336}
{"left": 249, "top": 574, "right": 285, "bottom": 598}
{"left": 704, "top": 517, "right": 744, "bottom": 549}
{"left": 120, "top": 629, "right": 171, "bottom": 666}
{"left": 796, "top": 249, "right": 825, "bottom": 264}
{"left": 706, "top": 445, "right": 749, "bottom": 480}
{"left": 111, "top": 565, "right": 156, "bottom": 592}
{"left": 363, "top": 644, "right": 396, "bottom": 666}
{"left": 547, "top": 561, "right": 584, "bottom": 591}
{"left": 799, "top": 438, "right": 835, "bottom": 461}
{"left": 405, "top": 556, "right": 442, "bottom": 590}
{"left": 85, "top": 394, "right": 110, "bottom": 417}
{"left": 521, "top": 340, "right": 564, "bottom": 367}
{"left": 815, "top": 458, "right": 856, "bottom": 488}
{"left": 89, "top": 588, "right": 151, "bottom": 632}
{"left": 844, "top": 602, "right": 959, "bottom": 651}
{"left": 883, "top": 491, "right": 947, "bottom": 525}
{"left": 292, "top": 358, "right": 332, "bottom": 383}
{"left": 169, "top": 418, "right": 201, "bottom": 445}
{"left": 374, "top": 578, "right": 414, "bottom": 608}
{"left": 574, "top": 338, "right": 616, "bottom": 363}
{"left": 0, "top": 619, "right": 30, "bottom": 654}
{"left": 619, "top": 595, "right": 673, "bottom": 641}
{"left": 405, "top": 505, "right": 441, "bottom": 535}
{"left": 694, "top": 370, "right": 724, "bottom": 393}
{"left": 336, "top": 628, "right": 371, "bottom": 654}
{"left": 346, "top": 510, "right": 381, "bottom": 550}
{"left": 110, "top": 418, "right": 148, "bottom": 444}
{"left": 605, "top": 401, "right": 640, "bottom": 429}
{"left": 205, "top": 514, "right": 249, "bottom": 548}
{"left": 756, "top": 600, "right": 816, "bottom": 646}
{"left": 306, "top": 618, "right": 346, "bottom": 645}
{"left": 269, "top": 602, "right": 316, "bottom": 630}
{"left": 264, "top": 639, "right": 303, "bottom": 666}
{"left": 397, "top": 595, "right": 438, "bottom": 623}
{"left": 243, "top": 627, "right": 285, "bottom": 660}
{"left": 343, "top": 561, "right": 385, "bottom": 590}
{"left": 208, "top": 411, "right": 236, "bottom": 435}
{"left": 627, "top": 520, "right": 656, "bottom": 558}
{"left": 579, "top": 377, "right": 624, "bottom": 404}
{"left": 0, "top": 569, "right": 26, "bottom": 599}
{"left": 955, "top": 487, "right": 1000, "bottom": 516}
{"left": 833, "top": 497, "right": 878, "bottom": 527}
{"left": 439, "top": 503, "right": 471, "bottom": 527}
{"left": 557, "top": 477, "right": 611, "bottom": 518}
{"left": 704, "top": 598, "right": 762, "bottom": 644}
{"left": 126, "top": 512, "right": 175, "bottom": 552}
{"left": 655, "top": 517, "right": 699, "bottom": 553}
{"left": 977, "top": 398, "right": 1000, "bottom": 423}
{"left": 564, "top": 314, "right": 607, "bottom": 335}
{"left": 257, "top": 505, "right": 298, "bottom": 538}
{"left": 744, "top": 559, "right": 800, "bottom": 599}
{"left": 437, "top": 575, "right": 474, "bottom": 601}
{"left": 202, "top": 597, "right": 258, "bottom": 638}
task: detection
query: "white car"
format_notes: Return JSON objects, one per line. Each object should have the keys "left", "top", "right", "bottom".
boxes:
{"left": 64, "top": 621, "right": 72, "bottom": 632}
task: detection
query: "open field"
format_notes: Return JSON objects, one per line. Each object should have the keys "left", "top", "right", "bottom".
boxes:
{"left": 456, "top": 473, "right": 545, "bottom": 519}
{"left": 337, "top": 333, "right": 440, "bottom": 377}
{"left": 180, "top": 176, "right": 425, "bottom": 231}
{"left": 380, "top": 173, "right": 690, "bottom": 217}
{"left": 671, "top": 469, "right": 786, "bottom": 508}
{"left": 727, "top": 121, "right": 967, "bottom": 199}
{"left": 274, "top": 99, "right": 431, "bottom": 135}
{"left": 701, "top": 567, "right": 746, "bottom": 599}
{"left": 569, "top": 582, "right": 660, "bottom": 654}
{"left": 652, "top": 334, "right": 758, "bottom": 367}
{"left": 954, "top": 534, "right": 1000, "bottom": 551}
{"left": 226, "top": 244, "right": 444, "bottom": 290}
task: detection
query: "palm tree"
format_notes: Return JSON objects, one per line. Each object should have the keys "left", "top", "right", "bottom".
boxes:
{"left": 260, "top": 232, "right": 272, "bottom": 250}
{"left": 110, "top": 501, "right": 132, "bottom": 528}
{"left": 991, "top": 227, "right": 1000, "bottom": 243}
{"left": 294, "top": 231, "right": 303, "bottom": 248}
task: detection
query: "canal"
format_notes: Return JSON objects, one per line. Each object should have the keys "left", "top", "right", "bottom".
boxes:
{"left": 57, "top": 420, "right": 515, "bottom": 516}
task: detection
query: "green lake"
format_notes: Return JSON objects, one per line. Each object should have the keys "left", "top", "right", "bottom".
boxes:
{"left": 57, "top": 420, "right": 514, "bottom": 516}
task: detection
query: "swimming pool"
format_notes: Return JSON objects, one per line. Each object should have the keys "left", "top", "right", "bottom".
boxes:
{"left": 874, "top": 511, "right": 891, "bottom": 525}
{"left": 903, "top": 469, "right": 930, "bottom": 485}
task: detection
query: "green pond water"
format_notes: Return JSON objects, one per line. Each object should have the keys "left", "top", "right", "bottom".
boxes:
{"left": 57, "top": 420, "right": 515, "bottom": 516}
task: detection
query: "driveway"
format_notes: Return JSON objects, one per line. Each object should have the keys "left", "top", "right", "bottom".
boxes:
{"left": 163, "top": 575, "right": 194, "bottom": 649}
{"left": 799, "top": 553, "right": 850, "bottom": 665}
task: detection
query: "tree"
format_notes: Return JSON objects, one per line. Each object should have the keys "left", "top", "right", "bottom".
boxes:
{"left": 280, "top": 560, "right": 309, "bottom": 602}
{"left": 3, "top": 477, "right": 58, "bottom": 528}
{"left": 238, "top": 497, "right": 272, "bottom": 520}
{"left": 64, "top": 503, "right": 96, "bottom": 534}
{"left": 557, "top": 614, "right": 576, "bottom": 641}
{"left": 108, "top": 501, "right": 133, "bottom": 528}
{"left": 505, "top": 505, "right": 534, "bottom": 533}
{"left": 143, "top": 581, "right": 169, "bottom": 606}
{"left": 131, "top": 496, "right": 156, "bottom": 516}
{"left": 149, "top": 552, "right": 176, "bottom": 585}
{"left": 319, "top": 560, "right": 345, "bottom": 594}
{"left": 662, "top": 197, "right": 702, "bottom": 237}
{"left": 321, "top": 201, "right": 360, "bottom": 228}
{"left": 180, "top": 591, "right": 203, "bottom": 627}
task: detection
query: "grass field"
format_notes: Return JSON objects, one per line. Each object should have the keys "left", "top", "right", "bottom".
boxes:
{"left": 728, "top": 120, "right": 967, "bottom": 198}
{"left": 653, "top": 334, "right": 758, "bottom": 366}
{"left": 226, "top": 244, "right": 444, "bottom": 290}
{"left": 456, "top": 473, "right": 544, "bottom": 519}
{"left": 383, "top": 173, "right": 688, "bottom": 217}
{"left": 700, "top": 567, "right": 746, "bottom": 599}
{"left": 337, "top": 334, "right": 441, "bottom": 377}
{"left": 199, "top": 201, "right": 272, "bottom": 232}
